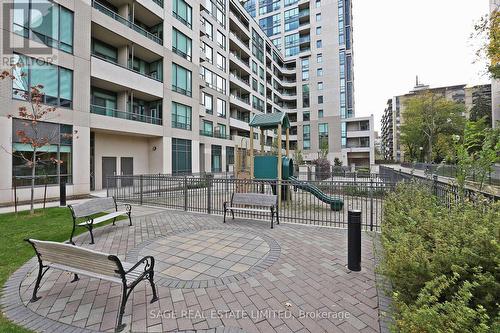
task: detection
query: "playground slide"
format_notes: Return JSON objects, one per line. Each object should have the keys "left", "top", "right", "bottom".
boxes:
{"left": 288, "top": 176, "right": 344, "bottom": 211}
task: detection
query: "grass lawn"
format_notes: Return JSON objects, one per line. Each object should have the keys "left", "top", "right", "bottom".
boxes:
{"left": 0, "top": 207, "right": 120, "bottom": 333}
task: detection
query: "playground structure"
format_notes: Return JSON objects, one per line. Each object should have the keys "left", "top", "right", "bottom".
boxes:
{"left": 234, "top": 113, "right": 344, "bottom": 211}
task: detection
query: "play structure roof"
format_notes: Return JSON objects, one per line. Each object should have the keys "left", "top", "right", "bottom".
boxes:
{"left": 249, "top": 112, "right": 290, "bottom": 129}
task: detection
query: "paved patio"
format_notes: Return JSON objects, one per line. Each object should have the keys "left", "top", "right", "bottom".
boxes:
{"left": 2, "top": 207, "right": 382, "bottom": 333}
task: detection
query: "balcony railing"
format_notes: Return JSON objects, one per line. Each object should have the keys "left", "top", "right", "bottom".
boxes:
{"left": 229, "top": 52, "right": 250, "bottom": 67}
{"left": 199, "top": 130, "right": 230, "bottom": 140}
{"left": 229, "top": 32, "right": 250, "bottom": 49}
{"left": 172, "top": 46, "right": 192, "bottom": 61}
{"left": 92, "top": 1, "right": 163, "bottom": 45}
{"left": 173, "top": 11, "right": 192, "bottom": 29}
{"left": 172, "top": 85, "right": 192, "bottom": 97}
{"left": 90, "top": 105, "right": 162, "bottom": 125}
{"left": 92, "top": 53, "right": 163, "bottom": 82}
{"left": 230, "top": 94, "right": 250, "bottom": 105}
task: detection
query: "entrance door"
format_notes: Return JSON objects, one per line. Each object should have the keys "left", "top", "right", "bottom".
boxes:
{"left": 102, "top": 157, "right": 116, "bottom": 189}
{"left": 121, "top": 157, "right": 133, "bottom": 186}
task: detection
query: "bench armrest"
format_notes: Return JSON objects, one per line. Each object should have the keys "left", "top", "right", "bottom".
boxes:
{"left": 122, "top": 203, "right": 132, "bottom": 213}
{"left": 124, "top": 255, "right": 155, "bottom": 275}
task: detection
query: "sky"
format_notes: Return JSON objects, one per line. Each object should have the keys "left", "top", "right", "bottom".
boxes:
{"left": 352, "top": 0, "right": 491, "bottom": 132}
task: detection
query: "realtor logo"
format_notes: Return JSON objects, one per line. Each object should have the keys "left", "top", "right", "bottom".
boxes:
{"left": 3, "top": 0, "right": 54, "bottom": 55}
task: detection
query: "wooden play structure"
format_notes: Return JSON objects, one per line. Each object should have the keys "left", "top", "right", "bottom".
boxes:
{"left": 234, "top": 113, "right": 344, "bottom": 211}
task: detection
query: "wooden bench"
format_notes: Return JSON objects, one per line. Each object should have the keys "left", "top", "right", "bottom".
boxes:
{"left": 223, "top": 193, "right": 279, "bottom": 228}
{"left": 68, "top": 197, "right": 132, "bottom": 244}
{"left": 26, "top": 239, "right": 158, "bottom": 332}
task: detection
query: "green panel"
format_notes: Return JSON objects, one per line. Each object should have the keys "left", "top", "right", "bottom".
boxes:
{"left": 254, "top": 155, "right": 278, "bottom": 179}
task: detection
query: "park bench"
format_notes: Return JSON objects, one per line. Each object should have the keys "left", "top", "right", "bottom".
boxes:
{"left": 68, "top": 197, "right": 132, "bottom": 244}
{"left": 223, "top": 193, "right": 279, "bottom": 228}
{"left": 26, "top": 239, "right": 158, "bottom": 332}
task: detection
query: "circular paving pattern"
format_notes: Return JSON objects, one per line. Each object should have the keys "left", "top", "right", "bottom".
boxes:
{"left": 127, "top": 228, "right": 280, "bottom": 288}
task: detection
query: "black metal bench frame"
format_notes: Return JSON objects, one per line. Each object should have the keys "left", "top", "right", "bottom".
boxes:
{"left": 26, "top": 239, "right": 158, "bottom": 332}
{"left": 68, "top": 197, "right": 132, "bottom": 244}
{"left": 223, "top": 192, "right": 279, "bottom": 228}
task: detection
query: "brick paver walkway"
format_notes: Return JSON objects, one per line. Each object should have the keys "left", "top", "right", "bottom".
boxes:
{"left": 2, "top": 208, "right": 382, "bottom": 333}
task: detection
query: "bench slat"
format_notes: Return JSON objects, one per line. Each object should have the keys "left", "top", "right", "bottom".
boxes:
{"left": 226, "top": 207, "right": 272, "bottom": 213}
{"left": 71, "top": 197, "right": 116, "bottom": 218}
{"left": 231, "top": 193, "right": 277, "bottom": 207}
{"left": 77, "top": 211, "right": 128, "bottom": 226}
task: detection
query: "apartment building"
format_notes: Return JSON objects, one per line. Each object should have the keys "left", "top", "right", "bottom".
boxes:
{"left": 380, "top": 99, "right": 393, "bottom": 160}
{"left": 385, "top": 81, "right": 491, "bottom": 162}
{"left": 244, "top": 0, "right": 356, "bottom": 163}
{"left": 0, "top": 0, "right": 369, "bottom": 204}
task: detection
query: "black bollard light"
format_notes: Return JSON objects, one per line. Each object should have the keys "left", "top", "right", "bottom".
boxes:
{"left": 347, "top": 210, "right": 361, "bottom": 271}
{"left": 60, "top": 181, "right": 66, "bottom": 206}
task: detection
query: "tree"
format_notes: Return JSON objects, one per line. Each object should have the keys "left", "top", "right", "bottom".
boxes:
{"left": 469, "top": 92, "right": 492, "bottom": 125}
{"left": 293, "top": 147, "right": 304, "bottom": 166}
{"left": 401, "top": 93, "right": 465, "bottom": 163}
{"left": 1, "top": 62, "right": 73, "bottom": 214}
{"left": 472, "top": 10, "right": 500, "bottom": 79}
{"left": 318, "top": 136, "right": 328, "bottom": 159}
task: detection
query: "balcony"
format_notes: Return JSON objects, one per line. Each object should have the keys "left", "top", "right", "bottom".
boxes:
{"left": 229, "top": 94, "right": 251, "bottom": 110}
{"left": 229, "top": 52, "right": 250, "bottom": 69}
{"left": 91, "top": 56, "right": 163, "bottom": 97}
{"left": 229, "top": 116, "right": 250, "bottom": 131}
{"left": 229, "top": 32, "right": 250, "bottom": 50}
{"left": 199, "top": 130, "right": 230, "bottom": 140}
{"left": 92, "top": 1, "right": 162, "bottom": 45}
{"left": 90, "top": 105, "right": 162, "bottom": 125}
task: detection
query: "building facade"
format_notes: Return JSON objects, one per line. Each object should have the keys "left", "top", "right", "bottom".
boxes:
{"left": 0, "top": 0, "right": 371, "bottom": 204}
{"left": 383, "top": 82, "right": 491, "bottom": 162}
{"left": 492, "top": 0, "right": 500, "bottom": 128}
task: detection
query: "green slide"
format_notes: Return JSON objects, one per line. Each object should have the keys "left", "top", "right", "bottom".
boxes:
{"left": 288, "top": 176, "right": 344, "bottom": 211}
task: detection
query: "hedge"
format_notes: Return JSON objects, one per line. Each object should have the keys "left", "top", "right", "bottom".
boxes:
{"left": 379, "top": 183, "right": 500, "bottom": 332}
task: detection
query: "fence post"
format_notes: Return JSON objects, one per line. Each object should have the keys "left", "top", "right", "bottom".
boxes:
{"left": 139, "top": 175, "right": 143, "bottom": 205}
{"left": 432, "top": 174, "right": 438, "bottom": 196}
{"left": 59, "top": 181, "right": 66, "bottom": 206}
{"left": 347, "top": 210, "right": 362, "bottom": 271}
{"left": 369, "top": 179, "right": 374, "bottom": 231}
{"left": 184, "top": 176, "right": 188, "bottom": 211}
{"left": 207, "top": 175, "right": 212, "bottom": 214}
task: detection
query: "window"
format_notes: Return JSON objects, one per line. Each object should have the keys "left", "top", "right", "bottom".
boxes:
{"left": 173, "top": 0, "right": 192, "bottom": 28}
{"left": 13, "top": 0, "right": 74, "bottom": 53}
{"left": 172, "top": 138, "right": 192, "bottom": 174}
{"left": 216, "top": 98, "right": 226, "bottom": 117}
{"left": 317, "top": 53, "right": 322, "bottom": 63}
{"left": 284, "top": 33, "right": 299, "bottom": 57}
{"left": 252, "top": 78, "right": 258, "bottom": 92}
{"left": 216, "top": 124, "right": 226, "bottom": 138}
{"left": 301, "top": 57, "right": 309, "bottom": 80}
{"left": 318, "top": 95, "right": 323, "bottom": 104}
{"left": 303, "top": 111, "right": 310, "bottom": 121}
{"left": 211, "top": 145, "right": 222, "bottom": 172}
{"left": 12, "top": 54, "right": 73, "bottom": 108}
{"left": 203, "top": 92, "right": 213, "bottom": 114}
{"left": 317, "top": 68, "right": 323, "bottom": 76}
{"left": 216, "top": 53, "right": 226, "bottom": 71}
{"left": 318, "top": 109, "right": 323, "bottom": 118}
{"left": 12, "top": 119, "right": 73, "bottom": 186}
{"left": 259, "top": 0, "right": 280, "bottom": 15}
{"left": 315, "top": 0, "right": 321, "bottom": 8}
{"left": 259, "top": 13, "right": 281, "bottom": 37}
{"left": 226, "top": 146, "right": 234, "bottom": 171}
{"left": 128, "top": 56, "right": 163, "bottom": 81}
{"left": 252, "top": 61, "right": 258, "bottom": 74}
{"left": 259, "top": 83, "right": 265, "bottom": 96}
{"left": 318, "top": 82, "right": 323, "bottom": 90}
{"left": 252, "top": 96, "right": 264, "bottom": 111}
{"left": 202, "top": 120, "right": 213, "bottom": 135}
{"left": 171, "top": 63, "right": 192, "bottom": 96}
{"left": 316, "top": 40, "right": 322, "bottom": 48}
{"left": 302, "top": 84, "right": 310, "bottom": 108}
{"left": 91, "top": 39, "right": 117, "bottom": 62}
{"left": 272, "top": 38, "right": 282, "bottom": 50}
{"left": 316, "top": 26, "right": 321, "bottom": 35}
{"left": 303, "top": 124, "right": 310, "bottom": 149}
{"left": 172, "top": 28, "right": 192, "bottom": 61}
{"left": 316, "top": 13, "right": 321, "bottom": 22}
{"left": 259, "top": 67, "right": 265, "bottom": 79}
{"left": 216, "top": 30, "right": 226, "bottom": 50}
{"left": 319, "top": 123, "right": 328, "bottom": 148}
{"left": 203, "top": 18, "right": 213, "bottom": 40}
{"left": 284, "top": 8, "right": 299, "bottom": 32}
{"left": 172, "top": 102, "right": 192, "bottom": 130}
{"left": 204, "top": 43, "right": 213, "bottom": 63}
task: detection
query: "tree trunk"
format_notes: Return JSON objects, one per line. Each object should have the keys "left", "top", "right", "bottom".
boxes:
{"left": 427, "top": 135, "right": 433, "bottom": 163}
{"left": 30, "top": 151, "right": 36, "bottom": 214}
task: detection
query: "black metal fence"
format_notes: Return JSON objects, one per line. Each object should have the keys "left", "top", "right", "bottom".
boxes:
{"left": 379, "top": 166, "right": 499, "bottom": 204}
{"left": 107, "top": 175, "right": 393, "bottom": 231}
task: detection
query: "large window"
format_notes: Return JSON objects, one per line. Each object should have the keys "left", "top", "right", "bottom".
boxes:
{"left": 172, "top": 138, "right": 192, "bottom": 174}
{"left": 303, "top": 124, "right": 310, "bottom": 149}
{"left": 216, "top": 30, "right": 226, "bottom": 50}
{"left": 211, "top": 145, "right": 222, "bottom": 172}
{"left": 12, "top": 119, "right": 72, "bottom": 186}
{"left": 13, "top": 0, "right": 74, "bottom": 53}
{"left": 91, "top": 39, "right": 117, "bottom": 62}
{"left": 172, "top": 28, "right": 192, "bottom": 61}
{"left": 13, "top": 54, "right": 73, "bottom": 108}
{"left": 319, "top": 123, "right": 328, "bottom": 149}
{"left": 259, "top": 14, "right": 280, "bottom": 37}
{"left": 258, "top": 0, "right": 280, "bottom": 15}
{"left": 173, "top": 0, "right": 192, "bottom": 28}
{"left": 284, "top": 8, "right": 299, "bottom": 32}
{"left": 171, "top": 63, "right": 192, "bottom": 96}
{"left": 284, "top": 33, "right": 299, "bottom": 57}
{"left": 172, "top": 102, "right": 192, "bottom": 130}
{"left": 217, "top": 98, "right": 226, "bottom": 117}
{"left": 203, "top": 92, "right": 213, "bottom": 114}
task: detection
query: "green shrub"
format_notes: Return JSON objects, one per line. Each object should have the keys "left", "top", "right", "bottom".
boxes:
{"left": 379, "top": 182, "right": 500, "bottom": 332}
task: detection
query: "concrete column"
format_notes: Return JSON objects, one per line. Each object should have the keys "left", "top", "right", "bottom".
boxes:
{"left": 191, "top": 139, "right": 200, "bottom": 174}
{"left": 0, "top": 116, "right": 13, "bottom": 203}
{"left": 72, "top": 126, "right": 91, "bottom": 195}
{"left": 117, "top": 91, "right": 128, "bottom": 111}
{"left": 117, "top": 45, "right": 129, "bottom": 68}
